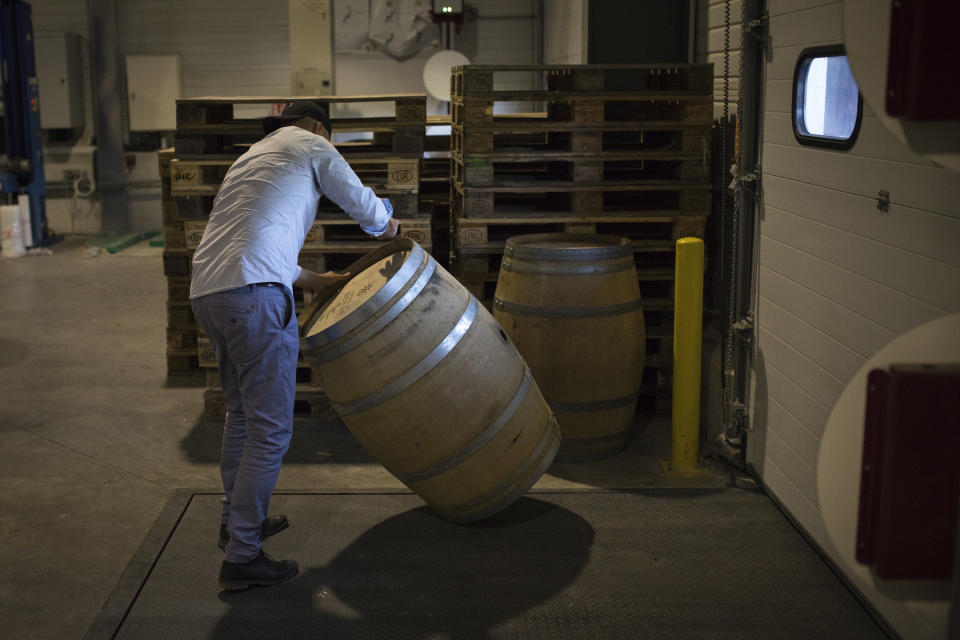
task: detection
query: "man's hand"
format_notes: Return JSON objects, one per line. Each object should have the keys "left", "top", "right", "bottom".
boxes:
{"left": 294, "top": 268, "right": 351, "bottom": 293}
{"left": 372, "top": 217, "right": 399, "bottom": 240}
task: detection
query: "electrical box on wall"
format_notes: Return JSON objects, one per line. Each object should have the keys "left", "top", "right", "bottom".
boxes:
{"left": 295, "top": 70, "right": 332, "bottom": 95}
{"left": 35, "top": 34, "right": 84, "bottom": 129}
{"left": 125, "top": 54, "right": 182, "bottom": 131}
{"left": 290, "top": 0, "right": 334, "bottom": 95}
{"left": 432, "top": 0, "right": 463, "bottom": 15}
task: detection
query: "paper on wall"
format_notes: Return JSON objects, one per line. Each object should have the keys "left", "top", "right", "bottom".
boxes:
{"left": 369, "top": 0, "right": 438, "bottom": 61}
{"left": 335, "top": 0, "right": 371, "bottom": 52}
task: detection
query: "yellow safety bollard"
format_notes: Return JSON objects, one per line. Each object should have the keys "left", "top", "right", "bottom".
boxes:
{"left": 670, "top": 237, "right": 704, "bottom": 472}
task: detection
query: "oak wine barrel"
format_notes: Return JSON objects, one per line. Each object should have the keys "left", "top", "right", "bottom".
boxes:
{"left": 492, "top": 234, "right": 645, "bottom": 461}
{"left": 299, "top": 239, "right": 560, "bottom": 523}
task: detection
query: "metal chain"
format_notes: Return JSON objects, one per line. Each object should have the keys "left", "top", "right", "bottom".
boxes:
{"left": 723, "top": 0, "right": 748, "bottom": 435}
{"left": 719, "top": 0, "right": 733, "bottom": 430}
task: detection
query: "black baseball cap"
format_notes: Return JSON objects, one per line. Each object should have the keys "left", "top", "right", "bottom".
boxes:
{"left": 263, "top": 100, "right": 332, "bottom": 135}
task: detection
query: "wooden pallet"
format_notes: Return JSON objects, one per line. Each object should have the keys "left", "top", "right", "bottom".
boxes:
{"left": 161, "top": 221, "right": 189, "bottom": 251}
{"left": 175, "top": 129, "right": 426, "bottom": 160}
{"left": 167, "top": 277, "right": 191, "bottom": 303}
{"left": 452, "top": 182, "right": 710, "bottom": 219}
{"left": 452, "top": 154, "right": 708, "bottom": 187}
{"left": 162, "top": 195, "right": 213, "bottom": 225}
{"left": 452, "top": 218, "right": 704, "bottom": 258}
{"left": 461, "top": 277, "right": 675, "bottom": 326}
{"left": 421, "top": 146, "right": 452, "bottom": 210}
{"left": 204, "top": 364, "right": 323, "bottom": 390}
{"left": 167, "top": 327, "right": 200, "bottom": 351}
{"left": 203, "top": 384, "right": 332, "bottom": 420}
{"left": 177, "top": 216, "right": 431, "bottom": 253}
{"left": 199, "top": 341, "right": 325, "bottom": 388}
{"left": 175, "top": 95, "right": 427, "bottom": 159}
{"left": 163, "top": 250, "right": 192, "bottom": 278}
{"left": 451, "top": 64, "right": 714, "bottom": 99}
{"left": 177, "top": 95, "right": 427, "bottom": 128}
{"left": 167, "top": 301, "right": 197, "bottom": 331}
{"left": 165, "top": 190, "right": 421, "bottom": 223}
{"left": 158, "top": 148, "right": 175, "bottom": 198}
{"left": 170, "top": 156, "right": 421, "bottom": 196}
{"left": 452, "top": 119, "right": 710, "bottom": 155}
{"left": 167, "top": 352, "right": 202, "bottom": 378}
{"left": 453, "top": 97, "right": 712, "bottom": 127}
{"left": 161, "top": 148, "right": 203, "bottom": 378}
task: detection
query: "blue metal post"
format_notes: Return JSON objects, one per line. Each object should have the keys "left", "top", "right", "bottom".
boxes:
{"left": 0, "top": 0, "right": 49, "bottom": 247}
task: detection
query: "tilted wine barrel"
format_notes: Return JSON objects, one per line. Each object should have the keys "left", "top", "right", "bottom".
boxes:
{"left": 299, "top": 239, "right": 560, "bottom": 523}
{"left": 492, "top": 234, "right": 645, "bottom": 461}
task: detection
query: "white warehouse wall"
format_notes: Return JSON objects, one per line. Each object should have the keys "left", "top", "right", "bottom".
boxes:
{"left": 26, "top": 0, "right": 540, "bottom": 233}
{"left": 747, "top": 1, "right": 960, "bottom": 639}
{"left": 32, "top": 0, "right": 539, "bottom": 121}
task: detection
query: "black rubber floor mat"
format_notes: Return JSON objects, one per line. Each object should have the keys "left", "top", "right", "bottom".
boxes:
{"left": 91, "top": 490, "right": 887, "bottom": 639}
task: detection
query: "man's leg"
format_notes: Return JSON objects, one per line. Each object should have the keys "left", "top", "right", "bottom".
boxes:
{"left": 192, "top": 295, "right": 248, "bottom": 532}
{"left": 216, "top": 285, "right": 298, "bottom": 562}
{"left": 218, "top": 359, "right": 247, "bottom": 531}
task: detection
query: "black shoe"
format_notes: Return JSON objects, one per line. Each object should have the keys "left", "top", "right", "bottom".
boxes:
{"left": 218, "top": 514, "right": 289, "bottom": 551}
{"left": 219, "top": 550, "right": 299, "bottom": 591}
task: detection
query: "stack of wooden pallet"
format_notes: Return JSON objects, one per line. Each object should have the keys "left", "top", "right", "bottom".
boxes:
{"left": 449, "top": 64, "right": 714, "bottom": 414}
{"left": 421, "top": 114, "right": 453, "bottom": 267}
{"left": 159, "top": 148, "right": 203, "bottom": 379}
{"left": 160, "top": 94, "right": 430, "bottom": 417}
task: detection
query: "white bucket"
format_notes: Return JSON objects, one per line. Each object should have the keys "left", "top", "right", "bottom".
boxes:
{"left": 18, "top": 195, "right": 33, "bottom": 248}
{"left": 1, "top": 204, "right": 26, "bottom": 258}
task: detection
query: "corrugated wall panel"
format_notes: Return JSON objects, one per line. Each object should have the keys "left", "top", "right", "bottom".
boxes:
{"left": 763, "top": 144, "right": 960, "bottom": 215}
{"left": 753, "top": 1, "right": 959, "bottom": 637}
{"left": 758, "top": 265, "right": 897, "bottom": 357}
{"left": 117, "top": 0, "right": 291, "bottom": 97}
{"left": 762, "top": 355, "right": 830, "bottom": 436}
{"left": 761, "top": 175, "right": 960, "bottom": 267}
{"left": 758, "top": 296, "right": 864, "bottom": 382}
{"left": 764, "top": 112, "right": 942, "bottom": 165}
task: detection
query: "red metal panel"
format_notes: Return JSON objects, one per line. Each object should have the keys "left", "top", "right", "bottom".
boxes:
{"left": 886, "top": 0, "right": 960, "bottom": 120}
{"left": 856, "top": 364, "right": 960, "bottom": 580}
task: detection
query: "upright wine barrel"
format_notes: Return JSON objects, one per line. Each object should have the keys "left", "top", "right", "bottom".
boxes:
{"left": 299, "top": 239, "right": 560, "bottom": 524}
{"left": 492, "top": 234, "right": 645, "bottom": 461}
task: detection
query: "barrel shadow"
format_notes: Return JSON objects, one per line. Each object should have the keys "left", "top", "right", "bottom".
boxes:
{"left": 211, "top": 497, "right": 595, "bottom": 640}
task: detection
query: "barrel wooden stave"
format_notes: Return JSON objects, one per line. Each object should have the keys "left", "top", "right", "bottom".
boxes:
{"left": 301, "top": 239, "right": 560, "bottom": 522}
{"left": 405, "top": 393, "right": 557, "bottom": 521}
{"left": 493, "top": 234, "right": 645, "bottom": 461}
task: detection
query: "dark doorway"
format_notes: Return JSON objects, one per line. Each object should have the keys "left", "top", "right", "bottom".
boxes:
{"left": 588, "top": 0, "right": 690, "bottom": 64}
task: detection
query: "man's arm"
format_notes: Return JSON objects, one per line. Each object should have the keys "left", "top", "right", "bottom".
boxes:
{"left": 293, "top": 268, "right": 351, "bottom": 293}
{"left": 313, "top": 146, "right": 395, "bottom": 238}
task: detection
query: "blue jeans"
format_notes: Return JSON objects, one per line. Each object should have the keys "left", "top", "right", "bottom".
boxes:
{"left": 191, "top": 283, "right": 298, "bottom": 562}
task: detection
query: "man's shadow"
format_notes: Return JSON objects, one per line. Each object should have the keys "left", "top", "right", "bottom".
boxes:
{"left": 211, "top": 497, "right": 595, "bottom": 639}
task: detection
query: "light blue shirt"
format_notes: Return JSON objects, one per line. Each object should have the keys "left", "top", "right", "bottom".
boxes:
{"left": 190, "top": 126, "right": 392, "bottom": 299}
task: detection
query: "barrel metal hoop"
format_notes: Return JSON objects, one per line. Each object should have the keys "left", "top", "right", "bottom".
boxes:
{"left": 509, "top": 245, "right": 633, "bottom": 262}
{"left": 333, "top": 295, "right": 480, "bottom": 416}
{"left": 310, "top": 257, "right": 438, "bottom": 364}
{"left": 308, "top": 244, "right": 426, "bottom": 346}
{"left": 548, "top": 392, "right": 639, "bottom": 413}
{"left": 397, "top": 366, "right": 534, "bottom": 483}
{"left": 443, "top": 415, "right": 561, "bottom": 523}
{"left": 499, "top": 258, "right": 635, "bottom": 276}
{"left": 493, "top": 297, "right": 643, "bottom": 319}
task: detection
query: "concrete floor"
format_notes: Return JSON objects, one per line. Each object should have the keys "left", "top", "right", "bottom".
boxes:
{"left": 0, "top": 236, "right": 729, "bottom": 639}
